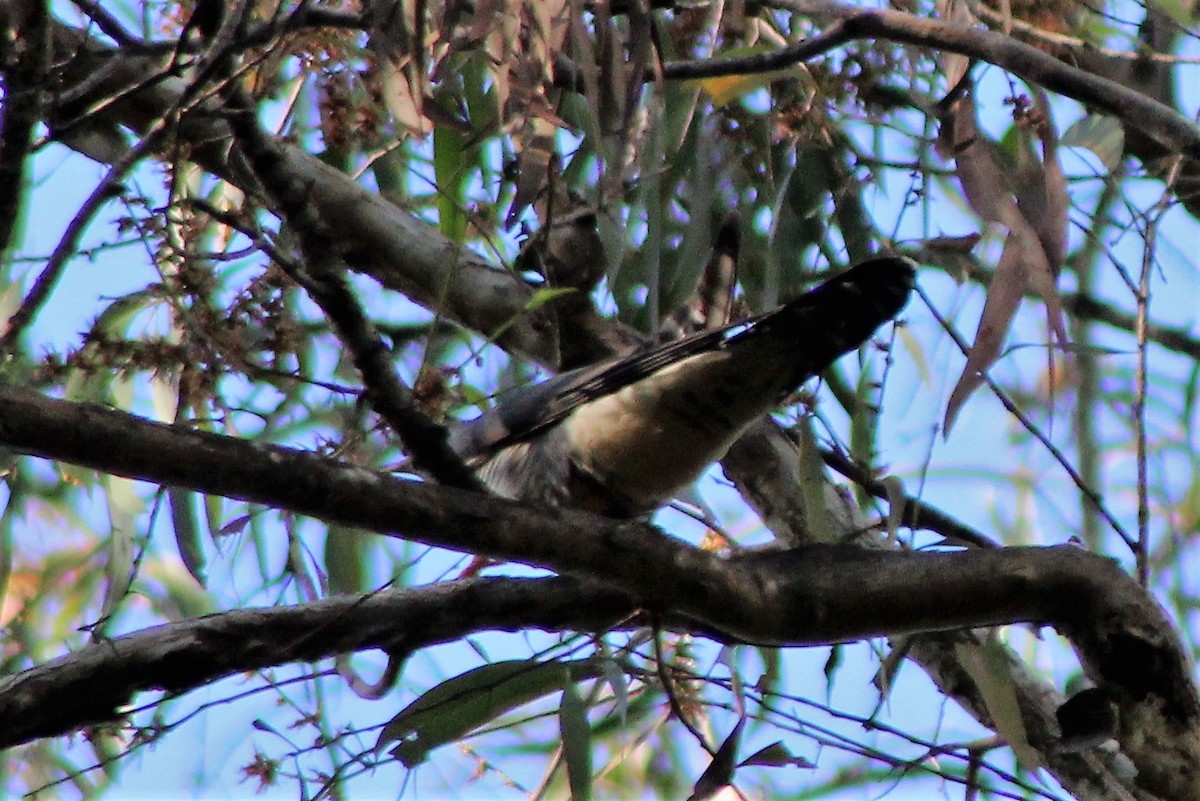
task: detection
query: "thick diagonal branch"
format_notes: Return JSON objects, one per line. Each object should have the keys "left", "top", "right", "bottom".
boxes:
{"left": 0, "top": 382, "right": 1197, "bottom": 799}
{"left": 0, "top": 577, "right": 635, "bottom": 749}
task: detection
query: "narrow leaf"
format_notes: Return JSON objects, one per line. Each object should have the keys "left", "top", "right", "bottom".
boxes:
{"left": 169, "top": 488, "right": 206, "bottom": 585}
{"left": 955, "top": 638, "right": 1041, "bottom": 770}
{"left": 377, "top": 658, "right": 605, "bottom": 766}
{"left": 433, "top": 124, "right": 469, "bottom": 242}
{"left": 687, "top": 718, "right": 745, "bottom": 801}
{"left": 324, "top": 525, "right": 367, "bottom": 594}
{"left": 796, "top": 416, "right": 835, "bottom": 544}
{"left": 944, "top": 235, "right": 1028, "bottom": 434}
{"left": 559, "top": 675, "right": 593, "bottom": 801}
{"left": 938, "top": 93, "right": 1015, "bottom": 226}
{"left": 599, "top": 658, "right": 629, "bottom": 725}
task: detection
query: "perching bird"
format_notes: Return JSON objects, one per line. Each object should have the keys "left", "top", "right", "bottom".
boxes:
{"left": 449, "top": 255, "right": 916, "bottom": 518}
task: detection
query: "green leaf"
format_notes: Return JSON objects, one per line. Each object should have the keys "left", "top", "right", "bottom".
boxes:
{"left": 823, "top": 644, "right": 842, "bottom": 702}
{"left": 559, "top": 674, "right": 593, "bottom": 801}
{"left": 324, "top": 525, "right": 367, "bottom": 594}
{"left": 98, "top": 472, "right": 141, "bottom": 630}
{"left": 524, "top": 286, "right": 578, "bottom": 312}
{"left": 169, "top": 488, "right": 206, "bottom": 585}
{"left": 1062, "top": 115, "right": 1124, "bottom": 172}
{"left": 796, "top": 416, "right": 834, "bottom": 544}
{"left": 599, "top": 658, "right": 629, "bottom": 725}
{"left": 689, "top": 718, "right": 744, "bottom": 800}
{"left": 140, "top": 558, "right": 214, "bottom": 620}
{"left": 433, "top": 125, "right": 470, "bottom": 242}
{"left": 377, "top": 658, "right": 606, "bottom": 766}
{"left": 753, "top": 646, "right": 781, "bottom": 699}
{"left": 1148, "top": 0, "right": 1194, "bottom": 28}
{"left": 955, "top": 637, "right": 1040, "bottom": 770}
{"left": 739, "top": 741, "right": 814, "bottom": 769}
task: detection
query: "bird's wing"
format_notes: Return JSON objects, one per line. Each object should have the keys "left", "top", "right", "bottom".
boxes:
{"left": 450, "top": 256, "right": 916, "bottom": 464}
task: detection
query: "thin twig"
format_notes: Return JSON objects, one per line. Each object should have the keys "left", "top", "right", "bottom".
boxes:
{"left": 969, "top": 0, "right": 1200, "bottom": 64}
{"left": 818, "top": 448, "right": 1000, "bottom": 549}
{"left": 661, "top": 20, "right": 853, "bottom": 79}
{"left": 761, "top": 0, "right": 1200, "bottom": 159}
{"left": 916, "top": 284, "right": 1137, "bottom": 549}
{"left": 1135, "top": 156, "right": 1185, "bottom": 583}
{"left": 0, "top": 91, "right": 181, "bottom": 351}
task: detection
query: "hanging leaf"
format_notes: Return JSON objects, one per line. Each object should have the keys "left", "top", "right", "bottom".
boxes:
{"left": 324, "top": 525, "right": 367, "bottom": 594}
{"left": 1062, "top": 115, "right": 1125, "bottom": 172}
{"left": 796, "top": 416, "right": 835, "bottom": 545}
{"left": 599, "top": 658, "right": 629, "bottom": 725}
{"left": 939, "top": 88, "right": 1069, "bottom": 434}
{"left": 559, "top": 674, "right": 593, "bottom": 801}
{"left": 687, "top": 718, "right": 745, "bottom": 801}
{"left": 377, "top": 657, "right": 606, "bottom": 766}
{"left": 955, "top": 638, "right": 1041, "bottom": 770}
{"left": 433, "top": 124, "right": 470, "bottom": 242}
{"left": 169, "top": 488, "right": 206, "bottom": 585}
{"left": 944, "top": 236, "right": 1028, "bottom": 432}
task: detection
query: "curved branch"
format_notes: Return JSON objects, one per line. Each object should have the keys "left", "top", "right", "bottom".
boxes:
{"left": 763, "top": 0, "right": 1200, "bottom": 159}
{"left": 0, "top": 382, "right": 1197, "bottom": 799}
{"left": 0, "top": 577, "right": 635, "bottom": 750}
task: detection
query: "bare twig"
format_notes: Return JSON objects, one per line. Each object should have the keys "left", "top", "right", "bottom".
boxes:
{"left": 660, "top": 20, "right": 853, "bottom": 79}
{"left": 915, "top": 283, "right": 1137, "bottom": 549}
{"left": 818, "top": 447, "right": 1001, "bottom": 549}
{"left": 0, "top": 72, "right": 183, "bottom": 350}
{"left": 1135, "top": 155, "right": 1185, "bottom": 583}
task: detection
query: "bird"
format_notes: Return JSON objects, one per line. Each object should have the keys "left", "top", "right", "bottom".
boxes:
{"left": 448, "top": 255, "right": 916, "bottom": 518}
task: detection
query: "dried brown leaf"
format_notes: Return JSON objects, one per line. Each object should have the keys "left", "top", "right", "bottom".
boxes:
{"left": 938, "top": 95, "right": 1014, "bottom": 225}
{"left": 925, "top": 232, "right": 982, "bottom": 252}
{"left": 937, "top": 0, "right": 976, "bottom": 86}
{"left": 944, "top": 234, "right": 1029, "bottom": 433}
{"left": 528, "top": 0, "right": 571, "bottom": 82}
{"left": 506, "top": 119, "right": 558, "bottom": 227}
{"left": 564, "top": 0, "right": 607, "bottom": 161}
{"left": 378, "top": 55, "right": 431, "bottom": 138}
{"left": 940, "top": 88, "right": 1070, "bottom": 434}
{"left": 1015, "top": 92, "right": 1068, "bottom": 270}
{"left": 594, "top": 3, "right": 626, "bottom": 138}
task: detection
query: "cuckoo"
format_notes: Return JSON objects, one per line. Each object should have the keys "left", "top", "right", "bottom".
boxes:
{"left": 449, "top": 254, "right": 916, "bottom": 518}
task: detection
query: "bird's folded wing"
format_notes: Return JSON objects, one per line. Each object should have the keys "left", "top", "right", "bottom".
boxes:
{"left": 449, "top": 256, "right": 915, "bottom": 464}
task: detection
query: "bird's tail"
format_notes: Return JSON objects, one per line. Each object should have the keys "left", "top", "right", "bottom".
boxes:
{"left": 728, "top": 256, "right": 916, "bottom": 383}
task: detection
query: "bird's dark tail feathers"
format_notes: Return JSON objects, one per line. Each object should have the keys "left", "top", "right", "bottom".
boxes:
{"left": 730, "top": 256, "right": 916, "bottom": 367}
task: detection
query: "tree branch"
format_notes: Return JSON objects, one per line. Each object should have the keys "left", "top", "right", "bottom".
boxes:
{"left": 0, "top": 577, "right": 636, "bottom": 750}
{"left": 763, "top": 0, "right": 1200, "bottom": 159}
{"left": 219, "top": 86, "right": 484, "bottom": 492}
{"left": 0, "top": 382, "right": 1197, "bottom": 799}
